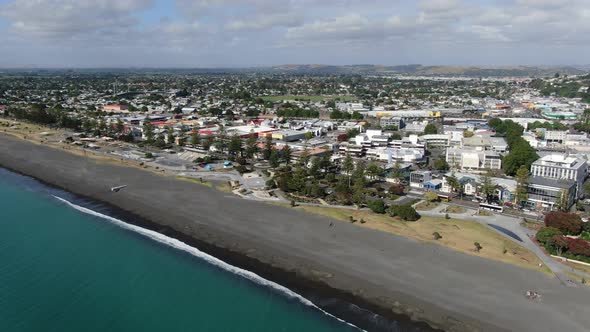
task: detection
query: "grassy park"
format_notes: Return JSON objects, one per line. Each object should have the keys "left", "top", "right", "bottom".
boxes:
{"left": 415, "top": 201, "right": 439, "bottom": 211}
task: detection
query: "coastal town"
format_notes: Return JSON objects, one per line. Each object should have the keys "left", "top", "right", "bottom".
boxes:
{"left": 2, "top": 68, "right": 590, "bottom": 330}
{"left": 2, "top": 71, "right": 590, "bottom": 215}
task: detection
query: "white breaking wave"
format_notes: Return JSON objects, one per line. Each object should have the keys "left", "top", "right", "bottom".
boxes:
{"left": 53, "top": 195, "right": 365, "bottom": 331}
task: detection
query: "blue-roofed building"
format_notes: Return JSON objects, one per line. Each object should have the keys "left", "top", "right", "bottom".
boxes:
{"left": 424, "top": 179, "right": 442, "bottom": 191}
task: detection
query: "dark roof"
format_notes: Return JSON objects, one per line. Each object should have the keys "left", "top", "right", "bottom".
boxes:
{"left": 529, "top": 176, "right": 575, "bottom": 189}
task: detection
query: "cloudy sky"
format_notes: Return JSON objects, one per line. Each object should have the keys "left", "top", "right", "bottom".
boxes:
{"left": 0, "top": 0, "right": 589, "bottom": 68}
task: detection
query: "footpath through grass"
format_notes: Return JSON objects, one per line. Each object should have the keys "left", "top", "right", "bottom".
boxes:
{"left": 290, "top": 205, "right": 549, "bottom": 274}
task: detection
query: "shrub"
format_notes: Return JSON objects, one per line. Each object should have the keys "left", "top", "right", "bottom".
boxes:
{"left": 265, "top": 179, "right": 276, "bottom": 189}
{"left": 536, "top": 227, "right": 562, "bottom": 244}
{"left": 567, "top": 238, "right": 590, "bottom": 257}
{"left": 445, "top": 213, "right": 450, "bottom": 220}
{"left": 432, "top": 232, "right": 442, "bottom": 240}
{"left": 548, "top": 235, "right": 569, "bottom": 255}
{"left": 360, "top": 218, "right": 366, "bottom": 224}
{"left": 387, "top": 204, "right": 420, "bottom": 221}
{"left": 474, "top": 242, "right": 483, "bottom": 252}
{"left": 144, "top": 152, "right": 154, "bottom": 158}
{"left": 545, "top": 211, "right": 583, "bottom": 235}
{"left": 424, "top": 191, "right": 439, "bottom": 202}
{"left": 236, "top": 165, "right": 248, "bottom": 174}
{"left": 367, "top": 199, "right": 386, "bottom": 214}
{"left": 389, "top": 184, "right": 405, "bottom": 195}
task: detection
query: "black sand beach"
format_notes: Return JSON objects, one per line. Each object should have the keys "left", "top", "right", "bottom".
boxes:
{"left": 1, "top": 133, "right": 589, "bottom": 332}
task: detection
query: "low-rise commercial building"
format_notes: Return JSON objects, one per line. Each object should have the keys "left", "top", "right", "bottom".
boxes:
{"left": 530, "top": 154, "right": 587, "bottom": 197}
{"left": 410, "top": 170, "right": 432, "bottom": 189}
{"left": 526, "top": 177, "right": 576, "bottom": 211}
{"left": 446, "top": 147, "right": 502, "bottom": 171}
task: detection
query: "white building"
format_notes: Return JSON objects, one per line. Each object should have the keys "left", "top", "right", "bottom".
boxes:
{"left": 446, "top": 147, "right": 502, "bottom": 171}
{"left": 366, "top": 147, "right": 424, "bottom": 163}
{"left": 530, "top": 154, "right": 587, "bottom": 197}
{"left": 410, "top": 170, "right": 432, "bottom": 189}
{"left": 354, "top": 129, "right": 390, "bottom": 147}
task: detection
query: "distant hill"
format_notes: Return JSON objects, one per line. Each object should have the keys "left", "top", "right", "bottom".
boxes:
{"left": 269, "top": 64, "right": 589, "bottom": 77}
{"left": 2, "top": 64, "right": 588, "bottom": 77}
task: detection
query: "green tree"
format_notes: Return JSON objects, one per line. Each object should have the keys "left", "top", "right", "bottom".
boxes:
{"left": 115, "top": 118, "right": 124, "bottom": 134}
{"left": 515, "top": 165, "right": 529, "bottom": 206}
{"left": 536, "top": 227, "right": 563, "bottom": 244}
{"left": 366, "top": 163, "right": 383, "bottom": 180}
{"left": 154, "top": 134, "right": 166, "bottom": 148}
{"left": 298, "top": 149, "right": 310, "bottom": 167}
{"left": 554, "top": 189, "right": 569, "bottom": 212}
{"left": 352, "top": 183, "right": 365, "bottom": 206}
{"left": 202, "top": 136, "right": 214, "bottom": 151}
{"left": 434, "top": 156, "right": 449, "bottom": 171}
{"left": 423, "top": 123, "right": 438, "bottom": 135}
{"left": 479, "top": 170, "right": 495, "bottom": 203}
{"left": 269, "top": 148, "right": 280, "bottom": 168}
{"left": 142, "top": 120, "right": 155, "bottom": 144}
{"left": 97, "top": 119, "right": 107, "bottom": 136}
{"left": 228, "top": 133, "right": 243, "bottom": 156}
{"left": 387, "top": 205, "right": 419, "bottom": 221}
{"left": 425, "top": 191, "right": 439, "bottom": 202}
{"left": 367, "top": 199, "right": 386, "bottom": 214}
{"left": 282, "top": 145, "right": 292, "bottom": 164}
{"left": 308, "top": 157, "right": 322, "bottom": 179}
{"left": 351, "top": 160, "right": 366, "bottom": 188}
{"left": 287, "top": 166, "right": 307, "bottom": 192}
{"left": 446, "top": 173, "right": 461, "bottom": 196}
{"left": 342, "top": 154, "right": 355, "bottom": 187}
{"left": 263, "top": 135, "right": 273, "bottom": 160}
{"left": 245, "top": 134, "right": 258, "bottom": 159}
{"left": 165, "top": 126, "right": 175, "bottom": 145}
{"left": 190, "top": 131, "right": 201, "bottom": 146}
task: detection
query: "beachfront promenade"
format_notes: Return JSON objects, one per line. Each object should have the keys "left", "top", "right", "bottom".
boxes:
{"left": 1, "top": 133, "right": 590, "bottom": 332}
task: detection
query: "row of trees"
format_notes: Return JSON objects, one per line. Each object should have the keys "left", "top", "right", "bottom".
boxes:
{"left": 4, "top": 103, "right": 138, "bottom": 143}
{"left": 276, "top": 108, "right": 319, "bottom": 118}
{"left": 329, "top": 109, "right": 364, "bottom": 120}
{"left": 489, "top": 118, "right": 539, "bottom": 176}
{"left": 5, "top": 104, "right": 82, "bottom": 130}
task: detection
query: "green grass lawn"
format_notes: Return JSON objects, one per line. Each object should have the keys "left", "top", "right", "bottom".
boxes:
{"left": 415, "top": 201, "right": 440, "bottom": 211}
{"left": 260, "top": 95, "right": 356, "bottom": 102}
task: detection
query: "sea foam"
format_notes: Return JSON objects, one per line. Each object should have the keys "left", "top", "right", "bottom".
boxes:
{"left": 53, "top": 195, "right": 364, "bottom": 331}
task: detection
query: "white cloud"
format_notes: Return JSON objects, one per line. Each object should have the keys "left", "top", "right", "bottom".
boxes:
{"left": 0, "top": 0, "right": 152, "bottom": 39}
{"left": 227, "top": 13, "right": 303, "bottom": 31}
{"left": 0, "top": 0, "right": 589, "bottom": 66}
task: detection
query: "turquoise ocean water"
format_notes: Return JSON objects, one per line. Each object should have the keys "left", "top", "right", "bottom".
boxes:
{"left": 0, "top": 168, "right": 362, "bottom": 332}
